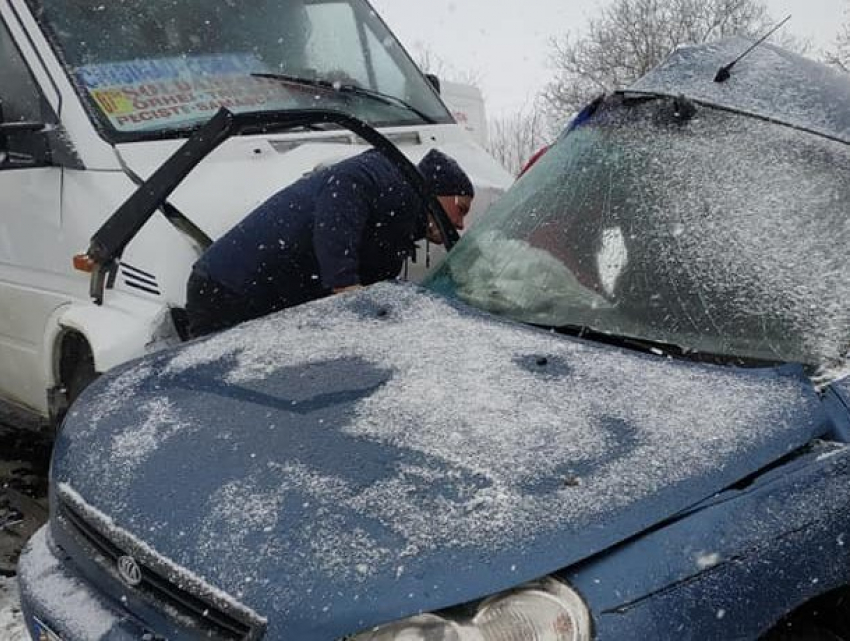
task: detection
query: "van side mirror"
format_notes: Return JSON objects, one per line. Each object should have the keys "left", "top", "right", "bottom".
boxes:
{"left": 0, "top": 120, "right": 47, "bottom": 134}
{"left": 0, "top": 100, "right": 50, "bottom": 168}
{"left": 425, "top": 73, "right": 441, "bottom": 95}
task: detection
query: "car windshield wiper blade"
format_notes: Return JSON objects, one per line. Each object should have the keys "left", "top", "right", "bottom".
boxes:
{"left": 251, "top": 72, "right": 437, "bottom": 125}
{"left": 549, "top": 323, "right": 782, "bottom": 367}
{"left": 552, "top": 323, "right": 679, "bottom": 358}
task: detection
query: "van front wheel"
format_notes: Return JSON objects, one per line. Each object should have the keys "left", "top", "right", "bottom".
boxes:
{"left": 50, "top": 333, "right": 99, "bottom": 428}
{"left": 66, "top": 350, "right": 97, "bottom": 407}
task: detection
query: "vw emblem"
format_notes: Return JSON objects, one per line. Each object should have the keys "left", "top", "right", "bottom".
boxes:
{"left": 117, "top": 555, "right": 143, "bottom": 587}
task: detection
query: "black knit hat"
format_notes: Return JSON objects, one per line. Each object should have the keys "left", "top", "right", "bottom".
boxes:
{"left": 417, "top": 149, "right": 475, "bottom": 197}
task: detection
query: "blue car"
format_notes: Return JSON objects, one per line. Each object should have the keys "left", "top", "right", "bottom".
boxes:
{"left": 17, "top": 38, "right": 850, "bottom": 640}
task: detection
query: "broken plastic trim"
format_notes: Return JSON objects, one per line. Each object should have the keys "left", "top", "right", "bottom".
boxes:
{"left": 84, "top": 107, "right": 459, "bottom": 305}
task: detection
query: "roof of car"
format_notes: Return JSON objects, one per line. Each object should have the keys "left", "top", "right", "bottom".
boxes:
{"left": 628, "top": 36, "right": 850, "bottom": 144}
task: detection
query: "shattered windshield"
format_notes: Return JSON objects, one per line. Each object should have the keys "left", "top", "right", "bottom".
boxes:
{"left": 426, "top": 97, "right": 850, "bottom": 367}
{"left": 32, "top": 0, "right": 451, "bottom": 138}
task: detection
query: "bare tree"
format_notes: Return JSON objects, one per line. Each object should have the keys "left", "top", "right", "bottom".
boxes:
{"left": 825, "top": 2, "right": 850, "bottom": 72}
{"left": 413, "top": 44, "right": 483, "bottom": 88}
{"left": 486, "top": 102, "right": 551, "bottom": 176}
{"left": 543, "top": 0, "right": 804, "bottom": 119}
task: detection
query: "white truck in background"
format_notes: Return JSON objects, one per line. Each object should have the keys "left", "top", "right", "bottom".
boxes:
{"left": 0, "top": 0, "right": 513, "bottom": 425}
{"left": 440, "top": 80, "right": 489, "bottom": 148}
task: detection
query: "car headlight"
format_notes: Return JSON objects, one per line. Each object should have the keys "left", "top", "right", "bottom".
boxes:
{"left": 349, "top": 577, "right": 591, "bottom": 640}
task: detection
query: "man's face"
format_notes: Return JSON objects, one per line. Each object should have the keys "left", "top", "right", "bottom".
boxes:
{"left": 426, "top": 195, "right": 473, "bottom": 244}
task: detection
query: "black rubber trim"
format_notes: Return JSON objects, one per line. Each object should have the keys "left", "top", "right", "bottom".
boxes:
{"left": 118, "top": 262, "right": 157, "bottom": 281}
{"left": 121, "top": 279, "right": 160, "bottom": 296}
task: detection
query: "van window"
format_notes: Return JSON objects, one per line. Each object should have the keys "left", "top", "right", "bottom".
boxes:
{"left": 0, "top": 17, "right": 42, "bottom": 122}
{"left": 0, "top": 17, "right": 56, "bottom": 166}
{"left": 364, "top": 20, "right": 406, "bottom": 97}
{"left": 303, "top": 2, "right": 369, "bottom": 86}
{"left": 31, "top": 0, "right": 452, "bottom": 140}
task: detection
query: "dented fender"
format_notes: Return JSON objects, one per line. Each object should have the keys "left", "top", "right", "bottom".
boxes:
{"left": 55, "top": 294, "right": 180, "bottom": 374}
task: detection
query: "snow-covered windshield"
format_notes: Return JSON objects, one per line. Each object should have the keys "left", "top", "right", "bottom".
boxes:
{"left": 426, "top": 96, "right": 850, "bottom": 367}
{"left": 32, "top": 0, "right": 451, "bottom": 138}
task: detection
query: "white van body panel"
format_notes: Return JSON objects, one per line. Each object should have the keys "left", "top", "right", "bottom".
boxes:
{"left": 0, "top": 166, "right": 63, "bottom": 411}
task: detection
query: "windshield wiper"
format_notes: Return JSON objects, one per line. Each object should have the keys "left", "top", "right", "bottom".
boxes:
{"left": 552, "top": 323, "right": 678, "bottom": 358}
{"left": 549, "top": 323, "right": 782, "bottom": 368}
{"left": 251, "top": 72, "right": 437, "bottom": 125}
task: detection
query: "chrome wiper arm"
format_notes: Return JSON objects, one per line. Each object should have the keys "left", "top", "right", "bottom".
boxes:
{"left": 251, "top": 72, "right": 437, "bottom": 125}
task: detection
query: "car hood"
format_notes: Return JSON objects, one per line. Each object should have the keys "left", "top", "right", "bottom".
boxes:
{"left": 54, "top": 283, "right": 828, "bottom": 638}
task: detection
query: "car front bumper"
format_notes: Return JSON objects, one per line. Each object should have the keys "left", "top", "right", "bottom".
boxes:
{"left": 18, "top": 526, "right": 166, "bottom": 641}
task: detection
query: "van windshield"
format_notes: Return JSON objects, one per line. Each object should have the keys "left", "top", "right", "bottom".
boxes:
{"left": 32, "top": 0, "right": 452, "bottom": 138}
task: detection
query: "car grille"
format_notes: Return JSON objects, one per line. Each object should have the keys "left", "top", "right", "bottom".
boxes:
{"left": 58, "top": 498, "right": 265, "bottom": 641}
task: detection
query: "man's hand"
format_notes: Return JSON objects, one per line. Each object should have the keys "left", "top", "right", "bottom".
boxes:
{"left": 333, "top": 284, "right": 364, "bottom": 294}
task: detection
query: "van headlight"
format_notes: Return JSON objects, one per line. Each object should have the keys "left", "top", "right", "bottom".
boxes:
{"left": 350, "top": 577, "right": 591, "bottom": 640}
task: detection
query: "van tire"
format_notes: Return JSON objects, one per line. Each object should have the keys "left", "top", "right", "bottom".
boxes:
{"left": 66, "top": 351, "right": 98, "bottom": 407}
{"left": 52, "top": 333, "right": 99, "bottom": 429}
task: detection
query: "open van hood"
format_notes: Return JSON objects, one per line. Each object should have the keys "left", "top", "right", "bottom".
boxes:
{"left": 53, "top": 283, "right": 828, "bottom": 638}
{"left": 113, "top": 124, "right": 511, "bottom": 240}
{"left": 86, "top": 108, "right": 506, "bottom": 305}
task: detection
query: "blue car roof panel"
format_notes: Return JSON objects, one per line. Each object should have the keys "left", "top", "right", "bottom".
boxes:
{"left": 628, "top": 37, "right": 850, "bottom": 144}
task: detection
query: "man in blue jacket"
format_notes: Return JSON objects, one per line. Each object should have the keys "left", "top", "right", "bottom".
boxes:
{"left": 185, "top": 148, "right": 474, "bottom": 336}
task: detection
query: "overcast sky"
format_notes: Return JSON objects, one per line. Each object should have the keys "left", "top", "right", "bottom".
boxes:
{"left": 370, "top": 0, "right": 848, "bottom": 117}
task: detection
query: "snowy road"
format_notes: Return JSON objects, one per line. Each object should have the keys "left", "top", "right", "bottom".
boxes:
{"left": 0, "top": 575, "right": 27, "bottom": 640}
{"left": 0, "top": 403, "right": 51, "bottom": 641}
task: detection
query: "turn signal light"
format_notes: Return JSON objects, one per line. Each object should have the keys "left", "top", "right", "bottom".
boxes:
{"left": 73, "top": 254, "right": 96, "bottom": 273}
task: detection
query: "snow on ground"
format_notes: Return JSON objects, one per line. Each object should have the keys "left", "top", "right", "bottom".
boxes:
{"left": 0, "top": 575, "right": 28, "bottom": 640}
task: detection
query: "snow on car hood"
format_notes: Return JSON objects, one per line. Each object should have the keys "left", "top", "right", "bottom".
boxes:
{"left": 53, "top": 283, "right": 828, "bottom": 638}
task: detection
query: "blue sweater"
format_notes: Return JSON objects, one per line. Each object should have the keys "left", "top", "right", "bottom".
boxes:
{"left": 194, "top": 150, "right": 428, "bottom": 313}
